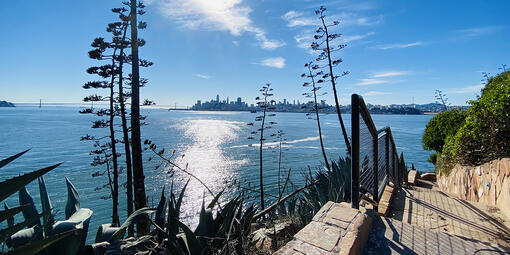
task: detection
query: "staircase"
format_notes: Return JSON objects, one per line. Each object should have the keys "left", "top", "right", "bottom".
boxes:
{"left": 363, "top": 180, "right": 510, "bottom": 254}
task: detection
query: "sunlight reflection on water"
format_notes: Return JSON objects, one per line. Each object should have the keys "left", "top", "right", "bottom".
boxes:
{"left": 164, "top": 119, "right": 250, "bottom": 227}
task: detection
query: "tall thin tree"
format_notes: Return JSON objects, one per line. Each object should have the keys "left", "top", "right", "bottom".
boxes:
{"left": 312, "top": 6, "right": 351, "bottom": 155}
{"left": 111, "top": 5, "right": 135, "bottom": 236}
{"left": 247, "top": 84, "right": 277, "bottom": 210}
{"left": 129, "top": 0, "right": 148, "bottom": 234}
{"left": 302, "top": 61, "right": 330, "bottom": 170}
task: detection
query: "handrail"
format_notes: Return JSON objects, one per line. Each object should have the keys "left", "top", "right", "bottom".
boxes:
{"left": 351, "top": 94, "right": 407, "bottom": 209}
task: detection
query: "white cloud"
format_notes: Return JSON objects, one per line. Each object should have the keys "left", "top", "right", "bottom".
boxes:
{"left": 356, "top": 79, "right": 390, "bottom": 86}
{"left": 371, "top": 71, "right": 408, "bottom": 78}
{"left": 195, "top": 74, "right": 210, "bottom": 79}
{"left": 281, "top": 10, "right": 382, "bottom": 28}
{"left": 258, "top": 57, "right": 286, "bottom": 69}
{"left": 340, "top": 32, "right": 375, "bottom": 43}
{"left": 364, "top": 91, "right": 392, "bottom": 96}
{"left": 375, "top": 42, "right": 423, "bottom": 50}
{"left": 356, "top": 70, "right": 409, "bottom": 86}
{"left": 456, "top": 26, "right": 503, "bottom": 37}
{"left": 155, "top": 0, "right": 284, "bottom": 49}
{"left": 261, "top": 40, "right": 286, "bottom": 50}
{"left": 449, "top": 84, "right": 484, "bottom": 94}
{"left": 232, "top": 40, "right": 239, "bottom": 46}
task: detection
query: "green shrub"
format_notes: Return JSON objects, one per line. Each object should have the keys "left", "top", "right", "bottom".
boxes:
{"left": 438, "top": 71, "right": 510, "bottom": 175}
{"left": 422, "top": 108, "right": 466, "bottom": 152}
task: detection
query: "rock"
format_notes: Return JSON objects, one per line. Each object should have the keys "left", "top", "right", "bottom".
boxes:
{"left": 408, "top": 170, "right": 420, "bottom": 185}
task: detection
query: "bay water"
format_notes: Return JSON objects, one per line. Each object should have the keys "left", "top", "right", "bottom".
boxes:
{"left": 0, "top": 105, "right": 434, "bottom": 243}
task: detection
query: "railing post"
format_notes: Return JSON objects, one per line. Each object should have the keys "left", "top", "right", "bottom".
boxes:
{"left": 385, "top": 130, "right": 389, "bottom": 180}
{"left": 351, "top": 94, "right": 360, "bottom": 209}
{"left": 373, "top": 134, "right": 378, "bottom": 203}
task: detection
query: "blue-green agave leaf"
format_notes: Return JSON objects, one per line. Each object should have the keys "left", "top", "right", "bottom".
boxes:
{"left": 1, "top": 203, "right": 27, "bottom": 226}
{"left": 109, "top": 207, "right": 156, "bottom": 241}
{"left": 6, "top": 228, "right": 81, "bottom": 255}
{"left": 19, "top": 187, "right": 40, "bottom": 227}
{"left": 1, "top": 213, "right": 43, "bottom": 244}
{"left": 0, "top": 149, "right": 30, "bottom": 169}
{"left": 0, "top": 162, "right": 62, "bottom": 203}
{"left": 95, "top": 223, "right": 120, "bottom": 243}
{"left": 178, "top": 221, "right": 202, "bottom": 255}
{"left": 38, "top": 176, "right": 54, "bottom": 234}
{"left": 65, "top": 177, "right": 80, "bottom": 219}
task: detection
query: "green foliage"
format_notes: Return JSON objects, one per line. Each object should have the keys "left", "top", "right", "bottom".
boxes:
{"left": 149, "top": 183, "right": 255, "bottom": 255}
{"left": 0, "top": 150, "right": 92, "bottom": 254}
{"left": 427, "top": 152, "right": 438, "bottom": 165}
{"left": 108, "top": 207, "right": 156, "bottom": 241}
{"left": 422, "top": 108, "right": 466, "bottom": 152}
{"left": 296, "top": 157, "right": 351, "bottom": 223}
{"left": 438, "top": 71, "right": 510, "bottom": 175}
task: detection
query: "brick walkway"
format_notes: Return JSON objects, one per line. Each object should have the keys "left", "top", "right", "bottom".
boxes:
{"left": 364, "top": 180, "right": 510, "bottom": 254}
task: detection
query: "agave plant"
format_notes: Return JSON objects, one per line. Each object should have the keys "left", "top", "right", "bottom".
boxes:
{"left": 0, "top": 149, "right": 91, "bottom": 255}
{"left": 136, "top": 179, "right": 256, "bottom": 255}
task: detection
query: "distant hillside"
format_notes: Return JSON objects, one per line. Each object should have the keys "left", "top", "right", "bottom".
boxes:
{"left": 0, "top": 101, "right": 15, "bottom": 107}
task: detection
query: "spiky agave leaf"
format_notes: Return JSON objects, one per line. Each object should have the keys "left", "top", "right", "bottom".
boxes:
{"left": 1, "top": 213, "right": 43, "bottom": 244}
{"left": 65, "top": 177, "right": 80, "bottom": 219}
{"left": 0, "top": 149, "right": 30, "bottom": 169}
{"left": 19, "top": 187, "right": 40, "bottom": 228}
{"left": 0, "top": 163, "right": 62, "bottom": 203}
{"left": 1, "top": 203, "right": 27, "bottom": 225}
{"left": 38, "top": 176, "right": 54, "bottom": 235}
{"left": 109, "top": 207, "right": 156, "bottom": 241}
{"left": 5, "top": 228, "right": 81, "bottom": 255}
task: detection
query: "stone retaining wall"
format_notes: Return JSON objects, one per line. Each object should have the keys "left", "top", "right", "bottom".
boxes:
{"left": 437, "top": 158, "right": 510, "bottom": 219}
{"left": 274, "top": 202, "right": 372, "bottom": 255}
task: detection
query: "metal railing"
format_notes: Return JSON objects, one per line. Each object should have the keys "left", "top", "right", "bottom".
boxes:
{"left": 351, "top": 94, "right": 407, "bottom": 209}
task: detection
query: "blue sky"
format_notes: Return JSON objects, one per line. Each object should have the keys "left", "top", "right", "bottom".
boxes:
{"left": 1, "top": 0, "right": 509, "bottom": 106}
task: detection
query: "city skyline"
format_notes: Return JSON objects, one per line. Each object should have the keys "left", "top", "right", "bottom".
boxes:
{"left": 1, "top": 1, "right": 509, "bottom": 106}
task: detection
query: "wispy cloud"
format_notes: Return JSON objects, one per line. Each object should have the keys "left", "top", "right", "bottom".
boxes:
{"left": 258, "top": 57, "right": 286, "bottom": 69}
{"left": 456, "top": 26, "right": 503, "bottom": 37}
{"left": 261, "top": 40, "right": 286, "bottom": 50}
{"left": 294, "top": 31, "right": 374, "bottom": 54}
{"left": 155, "top": 0, "right": 284, "bottom": 50}
{"left": 357, "top": 79, "right": 390, "bottom": 86}
{"left": 195, "top": 74, "right": 210, "bottom": 79}
{"left": 364, "top": 91, "right": 392, "bottom": 96}
{"left": 340, "top": 32, "right": 375, "bottom": 43}
{"left": 371, "top": 71, "right": 408, "bottom": 78}
{"left": 356, "top": 70, "right": 408, "bottom": 86}
{"left": 449, "top": 84, "right": 484, "bottom": 94}
{"left": 375, "top": 42, "right": 423, "bottom": 50}
{"left": 281, "top": 10, "right": 382, "bottom": 28}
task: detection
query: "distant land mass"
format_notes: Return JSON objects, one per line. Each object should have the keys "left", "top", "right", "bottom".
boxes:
{"left": 0, "top": 100, "right": 15, "bottom": 107}
{"left": 183, "top": 94, "right": 466, "bottom": 115}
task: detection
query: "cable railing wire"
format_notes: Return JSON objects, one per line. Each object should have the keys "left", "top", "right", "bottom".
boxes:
{"left": 351, "top": 94, "right": 407, "bottom": 209}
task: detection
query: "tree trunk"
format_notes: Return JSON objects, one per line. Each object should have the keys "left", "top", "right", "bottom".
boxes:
{"left": 308, "top": 66, "right": 330, "bottom": 170}
{"left": 258, "top": 94, "right": 267, "bottom": 210}
{"left": 118, "top": 22, "right": 134, "bottom": 236}
{"left": 321, "top": 17, "right": 351, "bottom": 156}
{"left": 130, "top": 0, "right": 148, "bottom": 235}
{"left": 109, "top": 55, "right": 120, "bottom": 226}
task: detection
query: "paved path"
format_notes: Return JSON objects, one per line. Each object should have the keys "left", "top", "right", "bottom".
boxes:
{"left": 363, "top": 180, "right": 510, "bottom": 254}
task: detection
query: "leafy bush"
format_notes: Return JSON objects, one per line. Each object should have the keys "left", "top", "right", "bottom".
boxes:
{"left": 422, "top": 108, "right": 466, "bottom": 152}
{"left": 438, "top": 71, "right": 510, "bottom": 174}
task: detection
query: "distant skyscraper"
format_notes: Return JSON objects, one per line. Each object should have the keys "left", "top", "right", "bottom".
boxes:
{"left": 227, "top": 97, "right": 229, "bottom": 104}
{"left": 237, "top": 97, "right": 242, "bottom": 104}
{"left": 283, "top": 99, "right": 287, "bottom": 105}
{"left": 216, "top": 94, "right": 220, "bottom": 102}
